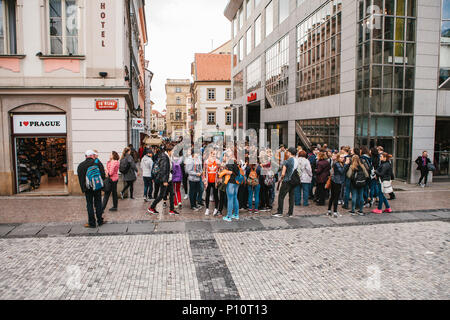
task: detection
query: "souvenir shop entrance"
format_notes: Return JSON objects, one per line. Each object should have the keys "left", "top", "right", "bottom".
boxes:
{"left": 11, "top": 114, "right": 68, "bottom": 195}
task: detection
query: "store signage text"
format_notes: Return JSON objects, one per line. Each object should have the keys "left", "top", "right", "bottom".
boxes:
{"left": 95, "top": 99, "right": 118, "bottom": 110}
{"left": 13, "top": 115, "right": 67, "bottom": 134}
{"left": 247, "top": 93, "right": 257, "bottom": 103}
{"left": 132, "top": 118, "right": 145, "bottom": 131}
{"left": 100, "top": 2, "right": 107, "bottom": 47}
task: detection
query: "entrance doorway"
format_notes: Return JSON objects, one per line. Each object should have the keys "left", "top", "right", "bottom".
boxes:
{"left": 14, "top": 137, "right": 68, "bottom": 194}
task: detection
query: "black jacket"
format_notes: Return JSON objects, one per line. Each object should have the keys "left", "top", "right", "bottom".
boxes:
{"left": 77, "top": 158, "right": 106, "bottom": 193}
{"left": 155, "top": 152, "right": 170, "bottom": 183}
{"left": 376, "top": 161, "right": 392, "bottom": 182}
{"left": 415, "top": 156, "right": 430, "bottom": 171}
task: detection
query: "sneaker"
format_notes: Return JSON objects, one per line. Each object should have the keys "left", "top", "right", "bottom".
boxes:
{"left": 84, "top": 223, "right": 96, "bottom": 228}
{"left": 371, "top": 209, "right": 382, "bottom": 214}
{"left": 223, "top": 216, "right": 232, "bottom": 222}
{"left": 216, "top": 211, "right": 222, "bottom": 216}
{"left": 213, "top": 209, "right": 218, "bottom": 216}
{"left": 248, "top": 208, "right": 253, "bottom": 213}
{"left": 144, "top": 197, "right": 149, "bottom": 202}
{"left": 120, "top": 192, "right": 124, "bottom": 200}
{"left": 231, "top": 215, "right": 239, "bottom": 220}
{"left": 205, "top": 209, "right": 210, "bottom": 216}
{"left": 383, "top": 208, "right": 392, "bottom": 213}
{"left": 333, "top": 212, "right": 340, "bottom": 218}
{"left": 358, "top": 210, "right": 365, "bottom": 216}
{"left": 349, "top": 210, "right": 357, "bottom": 216}
{"left": 109, "top": 207, "right": 117, "bottom": 212}
{"left": 147, "top": 207, "right": 158, "bottom": 215}
{"left": 338, "top": 200, "right": 343, "bottom": 205}
{"left": 192, "top": 206, "right": 200, "bottom": 211}
{"left": 98, "top": 220, "right": 107, "bottom": 226}
{"left": 327, "top": 210, "right": 332, "bottom": 216}
{"left": 169, "top": 210, "right": 180, "bottom": 215}
{"left": 272, "top": 213, "right": 282, "bottom": 217}
{"left": 260, "top": 207, "right": 269, "bottom": 212}
{"left": 184, "top": 194, "right": 189, "bottom": 200}
{"left": 253, "top": 209, "right": 259, "bottom": 214}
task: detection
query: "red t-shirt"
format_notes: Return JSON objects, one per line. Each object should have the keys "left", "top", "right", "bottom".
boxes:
{"left": 207, "top": 160, "right": 218, "bottom": 183}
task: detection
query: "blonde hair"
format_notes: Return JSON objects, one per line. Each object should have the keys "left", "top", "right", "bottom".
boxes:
{"left": 350, "top": 155, "right": 362, "bottom": 170}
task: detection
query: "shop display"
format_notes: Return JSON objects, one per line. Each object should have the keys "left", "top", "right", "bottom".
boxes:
{"left": 15, "top": 137, "right": 67, "bottom": 193}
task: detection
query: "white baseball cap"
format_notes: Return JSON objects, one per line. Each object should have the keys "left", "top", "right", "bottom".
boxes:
{"left": 85, "top": 150, "right": 97, "bottom": 157}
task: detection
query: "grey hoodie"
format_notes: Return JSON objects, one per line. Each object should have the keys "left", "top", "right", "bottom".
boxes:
{"left": 186, "top": 156, "right": 202, "bottom": 182}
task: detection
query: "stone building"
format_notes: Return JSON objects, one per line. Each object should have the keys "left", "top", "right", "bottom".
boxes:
{"left": 165, "top": 79, "right": 190, "bottom": 139}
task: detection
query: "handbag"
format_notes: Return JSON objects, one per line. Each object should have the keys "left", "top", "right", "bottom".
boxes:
{"left": 427, "top": 163, "right": 436, "bottom": 172}
{"left": 380, "top": 179, "right": 393, "bottom": 194}
{"left": 103, "top": 178, "right": 112, "bottom": 193}
{"left": 325, "top": 176, "right": 332, "bottom": 190}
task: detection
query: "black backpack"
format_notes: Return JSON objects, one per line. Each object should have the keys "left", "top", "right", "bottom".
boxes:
{"left": 289, "top": 168, "right": 301, "bottom": 187}
{"left": 119, "top": 158, "right": 131, "bottom": 175}
{"left": 352, "top": 167, "right": 367, "bottom": 188}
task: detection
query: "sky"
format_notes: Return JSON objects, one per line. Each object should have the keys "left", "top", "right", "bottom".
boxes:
{"left": 145, "top": 0, "right": 231, "bottom": 112}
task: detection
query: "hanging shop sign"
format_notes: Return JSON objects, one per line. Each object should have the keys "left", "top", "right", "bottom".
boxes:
{"left": 13, "top": 114, "right": 67, "bottom": 134}
{"left": 95, "top": 99, "right": 119, "bottom": 110}
{"left": 132, "top": 118, "right": 145, "bottom": 131}
{"left": 247, "top": 92, "right": 257, "bottom": 103}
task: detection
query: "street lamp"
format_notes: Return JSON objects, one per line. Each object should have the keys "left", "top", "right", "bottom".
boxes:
{"left": 135, "top": 105, "right": 142, "bottom": 118}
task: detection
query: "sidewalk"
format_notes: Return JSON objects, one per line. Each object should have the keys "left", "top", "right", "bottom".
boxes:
{"left": 0, "top": 178, "right": 449, "bottom": 225}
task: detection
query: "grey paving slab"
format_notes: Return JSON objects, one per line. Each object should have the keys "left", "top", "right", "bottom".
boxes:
{"left": 393, "top": 212, "right": 423, "bottom": 221}
{"left": 97, "top": 223, "right": 128, "bottom": 234}
{"left": 69, "top": 225, "right": 99, "bottom": 235}
{"left": 211, "top": 220, "right": 239, "bottom": 232}
{"left": 155, "top": 221, "right": 185, "bottom": 233}
{"left": 127, "top": 222, "right": 155, "bottom": 233}
{"left": 38, "top": 225, "right": 71, "bottom": 236}
{"left": 428, "top": 211, "right": 450, "bottom": 219}
{"left": 284, "top": 216, "right": 314, "bottom": 228}
{"left": 236, "top": 219, "right": 264, "bottom": 230}
{"left": 260, "top": 217, "right": 290, "bottom": 229}
{"left": 368, "top": 213, "right": 401, "bottom": 223}
{"left": 7, "top": 224, "right": 45, "bottom": 237}
{"left": 185, "top": 221, "right": 212, "bottom": 232}
{"left": 306, "top": 216, "right": 337, "bottom": 227}
{"left": 327, "top": 215, "right": 358, "bottom": 225}
{"left": 349, "top": 214, "right": 379, "bottom": 223}
{"left": 0, "top": 225, "right": 16, "bottom": 237}
{"left": 409, "top": 211, "right": 440, "bottom": 220}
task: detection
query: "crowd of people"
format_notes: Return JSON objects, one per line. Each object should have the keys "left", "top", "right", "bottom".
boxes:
{"left": 76, "top": 139, "right": 434, "bottom": 228}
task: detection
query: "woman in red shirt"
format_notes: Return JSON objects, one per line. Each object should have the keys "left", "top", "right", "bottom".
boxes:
{"left": 102, "top": 151, "right": 120, "bottom": 212}
{"left": 203, "top": 150, "right": 219, "bottom": 216}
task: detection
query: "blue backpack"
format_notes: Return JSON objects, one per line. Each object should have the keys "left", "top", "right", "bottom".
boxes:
{"left": 86, "top": 162, "right": 103, "bottom": 191}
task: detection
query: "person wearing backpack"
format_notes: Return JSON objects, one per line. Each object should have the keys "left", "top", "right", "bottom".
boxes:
{"left": 297, "top": 151, "right": 313, "bottom": 206}
{"left": 346, "top": 155, "right": 369, "bottom": 215}
{"left": 77, "top": 150, "right": 106, "bottom": 228}
{"left": 273, "top": 147, "right": 298, "bottom": 217}
{"left": 119, "top": 147, "right": 138, "bottom": 199}
{"left": 186, "top": 150, "right": 203, "bottom": 211}
{"left": 246, "top": 163, "right": 261, "bottom": 214}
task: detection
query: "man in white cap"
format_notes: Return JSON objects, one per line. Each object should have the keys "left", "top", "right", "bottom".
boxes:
{"left": 77, "top": 150, "right": 106, "bottom": 228}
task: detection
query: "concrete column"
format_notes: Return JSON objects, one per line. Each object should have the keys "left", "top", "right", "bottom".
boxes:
{"left": 288, "top": 119, "right": 296, "bottom": 148}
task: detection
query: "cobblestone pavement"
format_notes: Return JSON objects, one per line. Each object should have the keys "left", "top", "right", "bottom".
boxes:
{"left": 0, "top": 220, "right": 448, "bottom": 300}
{"left": 0, "top": 179, "right": 449, "bottom": 224}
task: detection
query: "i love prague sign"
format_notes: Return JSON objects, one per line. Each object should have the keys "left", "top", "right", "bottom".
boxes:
{"left": 13, "top": 115, "right": 67, "bottom": 134}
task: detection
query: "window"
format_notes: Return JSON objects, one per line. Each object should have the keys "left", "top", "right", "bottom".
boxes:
{"left": 297, "top": 0, "right": 306, "bottom": 6}
{"left": 239, "top": 37, "right": 244, "bottom": 61}
{"left": 255, "top": 0, "right": 262, "bottom": 8}
{"left": 255, "top": 15, "right": 262, "bottom": 47}
{"left": 176, "top": 97, "right": 181, "bottom": 104}
{"left": 440, "top": 0, "right": 450, "bottom": 87}
{"left": 233, "top": 71, "right": 244, "bottom": 99}
{"left": 233, "top": 45, "right": 238, "bottom": 67}
{"left": 175, "top": 109, "right": 181, "bottom": 120}
{"left": 266, "top": 34, "right": 289, "bottom": 106}
{"left": 247, "top": 56, "right": 261, "bottom": 93}
{"left": 233, "top": 15, "right": 238, "bottom": 37}
{"left": 239, "top": 5, "right": 244, "bottom": 30}
{"left": 297, "top": 118, "right": 340, "bottom": 150}
{"left": 48, "top": 0, "right": 78, "bottom": 55}
{"left": 225, "top": 88, "right": 232, "bottom": 100}
{"left": 176, "top": 87, "right": 181, "bottom": 93}
{"left": 226, "top": 111, "right": 232, "bottom": 125}
{"left": 207, "top": 88, "right": 216, "bottom": 100}
{"left": 279, "top": 0, "right": 289, "bottom": 24}
{"left": 246, "top": 0, "right": 252, "bottom": 19}
{"left": 246, "top": 27, "right": 252, "bottom": 56}
{"left": 207, "top": 112, "right": 216, "bottom": 125}
{"left": 0, "top": 0, "right": 16, "bottom": 54}
{"left": 265, "top": 1, "right": 273, "bottom": 37}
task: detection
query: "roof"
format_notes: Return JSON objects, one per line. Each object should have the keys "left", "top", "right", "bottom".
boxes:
{"left": 194, "top": 53, "right": 231, "bottom": 82}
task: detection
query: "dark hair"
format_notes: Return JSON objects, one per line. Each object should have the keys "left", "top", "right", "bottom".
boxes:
{"left": 370, "top": 147, "right": 378, "bottom": 157}
{"left": 353, "top": 147, "right": 360, "bottom": 156}
{"left": 121, "top": 147, "right": 130, "bottom": 159}
{"left": 112, "top": 151, "right": 120, "bottom": 161}
{"left": 361, "top": 146, "right": 370, "bottom": 155}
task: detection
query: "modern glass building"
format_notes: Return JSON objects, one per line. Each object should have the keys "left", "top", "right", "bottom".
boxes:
{"left": 224, "top": 0, "right": 450, "bottom": 183}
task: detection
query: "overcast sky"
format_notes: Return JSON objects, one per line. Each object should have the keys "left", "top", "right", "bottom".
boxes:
{"left": 145, "top": 0, "right": 231, "bottom": 112}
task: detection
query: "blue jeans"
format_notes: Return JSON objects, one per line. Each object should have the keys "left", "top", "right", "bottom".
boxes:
{"left": 351, "top": 186, "right": 364, "bottom": 212}
{"left": 143, "top": 176, "right": 153, "bottom": 198}
{"left": 343, "top": 178, "right": 351, "bottom": 207}
{"left": 226, "top": 183, "right": 239, "bottom": 218}
{"left": 248, "top": 184, "right": 260, "bottom": 210}
{"left": 369, "top": 179, "right": 377, "bottom": 199}
{"left": 299, "top": 183, "right": 310, "bottom": 206}
{"left": 377, "top": 182, "right": 390, "bottom": 210}
{"left": 294, "top": 185, "right": 301, "bottom": 205}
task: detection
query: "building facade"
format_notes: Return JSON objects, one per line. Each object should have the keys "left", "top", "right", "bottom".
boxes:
{"left": 165, "top": 79, "right": 190, "bottom": 139}
{"left": 150, "top": 109, "right": 166, "bottom": 134}
{"left": 191, "top": 44, "right": 233, "bottom": 141}
{"left": 225, "top": 0, "right": 450, "bottom": 183}
{"left": 0, "top": 0, "right": 147, "bottom": 196}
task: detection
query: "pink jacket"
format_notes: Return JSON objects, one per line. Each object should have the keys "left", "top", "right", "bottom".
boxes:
{"left": 107, "top": 160, "right": 120, "bottom": 182}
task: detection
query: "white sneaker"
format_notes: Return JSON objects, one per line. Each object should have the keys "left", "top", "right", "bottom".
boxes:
{"left": 205, "top": 209, "right": 210, "bottom": 216}
{"left": 184, "top": 194, "right": 189, "bottom": 200}
{"left": 213, "top": 209, "right": 218, "bottom": 216}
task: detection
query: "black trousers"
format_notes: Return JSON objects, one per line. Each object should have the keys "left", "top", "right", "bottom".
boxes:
{"left": 260, "top": 183, "right": 270, "bottom": 208}
{"left": 205, "top": 182, "right": 219, "bottom": 209}
{"left": 85, "top": 189, "right": 103, "bottom": 226}
{"left": 218, "top": 189, "right": 227, "bottom": 212}
{"left": 182, "top": 168, "right": 188, "bottom": 194}
{"left": 121, "top": 180, "right": 135, "bottom": 198}
{"left": 151, "top": 181, "right": 174, "bottom": 211}
{"left": 316, "top": 182, "right": 327, "bottom": 205}
{"left": 418, "top": 168, "right": 428, "bottom": 185}
{"left": 328, "top": 181, "right": 342, "bottom": 212}
{"left": 277, "top": 181, "right": 295, "bottom": 216}
{"left": 238, "top": 183, "right": 248, "bottom": 209}
{"left": 102, "top": 180, "right": 118, "bottom": 211}
{"left": 153, "top": 181, "right": 161, "bottom": 199}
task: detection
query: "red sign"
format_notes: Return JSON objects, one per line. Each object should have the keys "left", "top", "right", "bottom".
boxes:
{"left": 96, "top": 99, "right": 118, "bottom": 110}
{"left": 247, "top": 92, "right": 257, "bottom": 103}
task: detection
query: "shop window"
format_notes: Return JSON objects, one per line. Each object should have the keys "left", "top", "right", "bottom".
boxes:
{"left": 48, "top": 0, "right": 78, "bottom": 55}
{"left": 0, "top": 0, "right": 16, "bottom": 54}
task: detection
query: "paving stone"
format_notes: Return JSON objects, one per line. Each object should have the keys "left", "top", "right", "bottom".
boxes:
{"left": 155, "top": 221, "right": 185, "bottom": 233}
{"left": 0, "top": 225, "right": 16, "bottom": 237}
{"left": 260, "top": 218, "right": 290, "bottom": 229}
{"left": 185, "top": 221, "right": 212, "bottom": 232}
{"left": 350, "top": 214, "right": 379, "bottom": 223}
{"left": 327, "top": 215, "right": 358, "bottom": 225}
{"left": 393, "top": 212, "right": 423, "bottom": 221}
{"left": 211, "top": 220, "right": 238, "bottom": 232}
{"left": 69, "top": 225, "right": 99, "bottom": 235}
{"left": 7, "top": 224, "right": 45, "bottom": 237}
{"left": 38, "top": 225, "right": 71, "bottom": 236}
{"left": 368, "top": 213, "right": 401, "bottom": 223}
{"left": 306, "top": 216, "right": 337, "bottom": 227}
{"left": 284, "top": 217, "right": 314, "bottom": 228}
{"left": 127, "top": 222, "right": 155, "bottom": 233}
{"left": 428, "top": 211, "right": 450, "bottom": 219}
{"left": 409, "top": 211, "right": 440, "bottom": 220}
{"left": 236, "top": 219, "right": 264, "bottom": 230}
{"left": 97, "top": 223, "right": 128, "bottom": 234}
